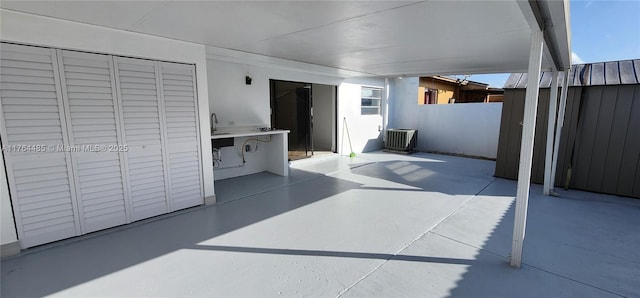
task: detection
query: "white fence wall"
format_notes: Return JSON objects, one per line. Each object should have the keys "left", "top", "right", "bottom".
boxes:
{"left": 390, "top": 77, "right": 502, "bottom": 159}
{"left": 413, "top": 103, "right": 502, "bottom": 159}
{"left": 389, "top": 78, "right": 420, "bottom": 130}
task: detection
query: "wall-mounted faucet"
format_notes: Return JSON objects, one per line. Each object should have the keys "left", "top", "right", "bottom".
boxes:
{"left": 211, "top": 112, "right": 219, "bottom": 132}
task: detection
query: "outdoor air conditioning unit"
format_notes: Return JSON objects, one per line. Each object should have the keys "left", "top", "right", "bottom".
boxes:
{"left": 385, "top": 129, "right": 418, "bottom": 152}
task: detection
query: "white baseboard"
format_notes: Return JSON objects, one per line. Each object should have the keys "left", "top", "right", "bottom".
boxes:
{"left": 1, "top": 241, "right": 20, "bottom": 258}
{"left": 205, "top": 194, "right": 217, "bottom": 205}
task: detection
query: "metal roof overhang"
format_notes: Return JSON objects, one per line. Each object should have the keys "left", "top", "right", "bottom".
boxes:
{"left": 1, "top": 0, "right": 571, "bottom": 78}
{"left": 518, "top": 0, "right": 572, "bottom": 71}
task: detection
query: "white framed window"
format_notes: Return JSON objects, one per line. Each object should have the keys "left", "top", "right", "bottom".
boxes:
{"left": 361, "top": 86, "right": 383, "bottom": 115}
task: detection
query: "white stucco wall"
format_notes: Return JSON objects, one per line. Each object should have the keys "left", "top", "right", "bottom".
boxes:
{"left": 206, "top": 55, "right": 386, "bottom": 158}
{"left": 390, "top": 77, "right": 502, "bottom": 159}
{"left": 415, "top": 103, "right": 503, "bottom": 159}
{"left": 0, "top": 9, "right": 214, "bottom": 245}
{"left": 207, "top": 60, "right": 271, "bottom": 128}
{"left": 338, "top": 78, "right": 386, "bottom": 154}
{"left": 207, "top": 59, "right": 346, "bottom": 127}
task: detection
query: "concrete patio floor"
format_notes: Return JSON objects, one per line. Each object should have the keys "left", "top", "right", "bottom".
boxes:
{"left": 1, "top": 152, "right": 639, "bottom": 297}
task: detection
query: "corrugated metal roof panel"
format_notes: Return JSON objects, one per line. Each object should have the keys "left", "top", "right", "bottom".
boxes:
{"left": 540, "top": 71, "right": 553, "bottom": 87}
{"left": 574, "top": 64, "right": 587, "bottom": 86}
{"left": 516, "top": 73, "right": 529, "bottom": 88}
{"left": 504, "top": 73, "right": 522, "bottom": 89}
{"left": 605, "top": 62, "right": 620, "bottom": 85}
{"left": 619, "top": 60, "right": 637, "bottom": 84}
{"left": 590, "top": 63, "right": 605, "bottom": 85}
{"left": 504, "top": 59, "right": 639, "bottom": 88}
{"left": 567, "top": 66, "right": 577, "bottom": 87}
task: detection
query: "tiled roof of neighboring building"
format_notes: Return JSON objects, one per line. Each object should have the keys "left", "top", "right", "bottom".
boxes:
{"left": 422, "top": 75, "right": 489, "bottom": 87}
{"left": 504, "top": 59, "right": 640, "bottom": 88}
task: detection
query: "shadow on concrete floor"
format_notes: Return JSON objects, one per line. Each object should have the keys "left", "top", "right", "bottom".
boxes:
{"left": 2, "top": 153, "right": 639, "bottom": 297}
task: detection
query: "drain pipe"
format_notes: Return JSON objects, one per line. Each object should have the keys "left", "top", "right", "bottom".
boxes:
{"left": 382, "top": 77, "right": 390, "bottom": 143}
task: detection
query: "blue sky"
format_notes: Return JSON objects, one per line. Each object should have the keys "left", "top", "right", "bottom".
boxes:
{"left": 469, "top": 0, "right": 640, "bottom": 88}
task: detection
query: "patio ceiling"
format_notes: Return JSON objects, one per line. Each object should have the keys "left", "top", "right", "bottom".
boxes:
{"left": 0, "top": 0, "right": 571, "bottom": 77}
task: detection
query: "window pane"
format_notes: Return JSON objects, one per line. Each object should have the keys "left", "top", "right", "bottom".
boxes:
{"left": 361, "top": 86, "right": 383, "bottom": 115}
{"left": 361, "top": 98, "right": 381, "bottom": 107}
{"left": 361, "top": 88, "right": 381, "bottom": 98}
{"left": 361, "top": 107, "right": 380, "bottom": 115}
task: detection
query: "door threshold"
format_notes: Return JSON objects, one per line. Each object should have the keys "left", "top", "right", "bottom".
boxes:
{"left": 288, "top": 151, "right": 335, "bottom": 162}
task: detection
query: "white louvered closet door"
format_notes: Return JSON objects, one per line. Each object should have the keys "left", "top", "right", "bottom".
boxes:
{"left": 114, "top": 57, "right": 170, "bottom": 221}
{"left": 0, "top": 43, "right": 81, "bottom": 248}
{"left": 160, "top": 62, "right": 203, "bottom": 211}
{"left": 57, "top": 50, "right": 130, "bottom": 233}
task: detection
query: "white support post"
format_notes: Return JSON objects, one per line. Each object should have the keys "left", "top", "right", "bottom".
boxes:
{"left": 550, "top": 70, "right": 571, "bottom": 192}
{"left": 511, "top": 30, "right": 544, "bottom": 268}
{"left": 543, "top": 71, "right": 560, "bottom": 195}
{"left": 383, "top": 77, "right": 390, "bottom": 143}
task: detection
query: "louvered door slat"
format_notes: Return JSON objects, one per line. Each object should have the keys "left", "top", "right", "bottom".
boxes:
{"left": 58, "top": 50, "right": 129, "bottom": 233}
{"left": 160, "top": 62, "right": 203, "bottom": 211}
{"left": 2, "top": 43, "right": 204, "bottom": 249}
{"left": 0, "top": 43, "right": 80, "bottom": 248}
{"left": 115, "top": 57, "right": 169, "bottom": 221}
